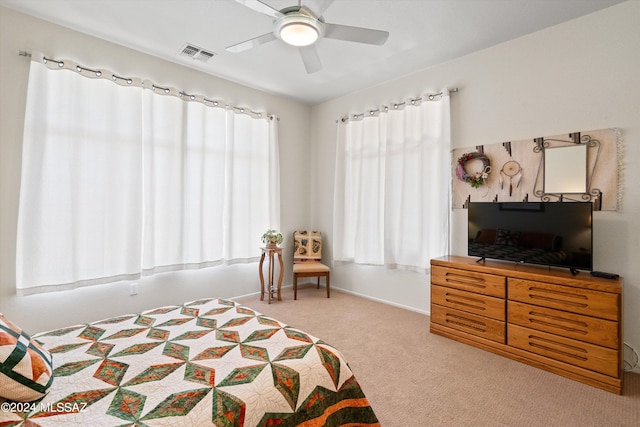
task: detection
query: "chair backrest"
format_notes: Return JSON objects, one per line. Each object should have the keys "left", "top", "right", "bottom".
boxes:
{"left": 293, "top": 231, "right": 322, "bottom": 264}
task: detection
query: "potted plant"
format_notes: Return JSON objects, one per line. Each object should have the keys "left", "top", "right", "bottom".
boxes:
{"left": 261, "top": 229, "right": 283, "bottom": 248}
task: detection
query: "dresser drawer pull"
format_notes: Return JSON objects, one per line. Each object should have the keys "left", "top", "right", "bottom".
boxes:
{"left": 527, "top": 334, "right": 588, "bottom": 362}
{"left": 528, "top": 286, "right": 588, "bottom": 308}
{"left": 445, "top": 313, "right": 486, "bottom": 332}
{"left": 445, "top": 293, "right": 486, "bottom": 311}
{"left": 528, "top": 311, "right": 589, "bottom": 335}
{"left": 445, "top": 273, "right": 487, "bottom": 289}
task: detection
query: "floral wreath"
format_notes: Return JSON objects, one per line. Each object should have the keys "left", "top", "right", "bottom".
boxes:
{"left": 456, "top": 152, "right": 492, "bottom": 188}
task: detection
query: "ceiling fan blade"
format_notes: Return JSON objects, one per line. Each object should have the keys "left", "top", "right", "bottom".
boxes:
{"left": 301, "top": 0, "right": 334, "bottom": 17}
{"left": 234, "top": 0, "right": 283, "bottom": 19}
{"left": 226, "top": 32, "right": 278, "bottom": 53}
{"left": 324, "top": 23, "right": 389, "bottom": 45}
{"left": 298, "top": 45, "right": 322, "bottom": 74}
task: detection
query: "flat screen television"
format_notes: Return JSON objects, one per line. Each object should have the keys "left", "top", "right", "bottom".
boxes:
{"left": 468, "top": 202, "right": 593, "bottom": 273}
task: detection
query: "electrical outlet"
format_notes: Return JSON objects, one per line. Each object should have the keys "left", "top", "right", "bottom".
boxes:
{"left": 129, "top": 282, "right": 138, "bottom": 295}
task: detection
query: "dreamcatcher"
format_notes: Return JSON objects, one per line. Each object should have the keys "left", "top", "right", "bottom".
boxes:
{"left": 499, "top": 160, "right": 522, "bottom": 196}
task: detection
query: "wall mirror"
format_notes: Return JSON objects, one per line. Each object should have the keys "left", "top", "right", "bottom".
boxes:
{"left": 533, "top": 132, "right": 602, "bottom": 208}
{"left": 544, "top": 144, "right": 587, "bottom": 194}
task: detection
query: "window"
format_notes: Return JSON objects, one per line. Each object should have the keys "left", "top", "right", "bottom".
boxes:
{"left": 16, "top": 58, "right": 279, "bottom": 294}
{"left": 333, "top": 95, "right": 450, "bottom": 271}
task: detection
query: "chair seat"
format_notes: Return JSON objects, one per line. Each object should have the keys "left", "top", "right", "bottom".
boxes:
{"left": 293, "top": 262, "right": 330, "bottom": 273}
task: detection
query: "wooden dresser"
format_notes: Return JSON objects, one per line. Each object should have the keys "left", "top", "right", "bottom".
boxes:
{"left": 430, "top": 255, "right": 623, "bottom": 394}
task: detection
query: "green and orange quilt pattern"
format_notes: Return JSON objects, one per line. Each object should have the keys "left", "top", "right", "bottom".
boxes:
{"left": 0, "top": 298, "right": 379, "bottom": 426}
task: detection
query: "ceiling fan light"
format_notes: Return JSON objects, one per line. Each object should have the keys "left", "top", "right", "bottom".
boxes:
{"left": 275, "top": 13, "right": 324, "bottom": 47}
{"left": 280, "top": 22, "right": 318, "bottom": 46}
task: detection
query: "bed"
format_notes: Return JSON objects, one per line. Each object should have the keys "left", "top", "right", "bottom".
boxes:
{"left": 0, "top": 297, "right": 379, "bottom": 426}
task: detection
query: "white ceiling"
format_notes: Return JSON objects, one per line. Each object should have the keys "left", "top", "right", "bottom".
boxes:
{"left": 0, "top": 0, "right": 625, "bottom": 105}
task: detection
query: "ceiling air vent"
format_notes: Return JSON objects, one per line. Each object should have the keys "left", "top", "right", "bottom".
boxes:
{"left": 179, "top": 43, "right": 216, "bottom": 62}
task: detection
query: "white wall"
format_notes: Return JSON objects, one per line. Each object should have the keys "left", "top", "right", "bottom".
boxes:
{"left": 0, "top": 7, "right": 312, "bottom": 331}
{"left": 310, "top": 1, "right": 640, "bottom": 369}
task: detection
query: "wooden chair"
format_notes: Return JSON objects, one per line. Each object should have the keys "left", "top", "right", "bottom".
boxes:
{"left": 292, "top": 231, "right": 330, "bottom": 300}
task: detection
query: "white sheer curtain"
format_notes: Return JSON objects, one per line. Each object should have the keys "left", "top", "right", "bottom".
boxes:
{"left": 141, "top": 94, "right": 278, "bottom": 271}
{"left": 333, "top": 92, "right": 451, "bottom": 272}
{"left": 17, "top": 58, "right": 279, "bottom": 294}
{"left": 17, "top": 61, "right": 144, "bottom": 292}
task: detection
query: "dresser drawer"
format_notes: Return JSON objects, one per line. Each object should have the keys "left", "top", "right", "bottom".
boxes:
{"left": 508, "top": 324, "right": 619, "bottom": 377}
{"left": 431, "top": 304, "right": 505, "bottom": 343}
{"left": 432, "top": 285, "right": 505, "bottom": 321}
{"left": 508, "top": 301, "right": 619, "bottom": 349}
{"left": 431, "top": 266, "right": 505, "bottom": 298}
{"left": 508, "top": 279, "right": 619, "bottom": 321}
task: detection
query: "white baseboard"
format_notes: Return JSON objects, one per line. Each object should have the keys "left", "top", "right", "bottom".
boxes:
{"left": 232, "top": 282, "right": 430, "bottom": 316}
{"left": 230, "top": 291, "right": 261, "bottom": 300}
{"left": 331, "top": 286, "right": 430, "bottom": 316}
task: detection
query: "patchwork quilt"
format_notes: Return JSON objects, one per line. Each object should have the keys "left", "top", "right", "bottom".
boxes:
{"left": 0, "top": 298, "right": 379, "bottom": 426}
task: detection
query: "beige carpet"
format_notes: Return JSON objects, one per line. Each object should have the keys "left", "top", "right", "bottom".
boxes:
{"left": 236, "top": 285, "right": 640, "bottom": 427}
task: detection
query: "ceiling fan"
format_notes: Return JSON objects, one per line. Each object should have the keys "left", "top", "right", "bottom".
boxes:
{"left": 227, "top": 0, "right": 389, "bottom": 74}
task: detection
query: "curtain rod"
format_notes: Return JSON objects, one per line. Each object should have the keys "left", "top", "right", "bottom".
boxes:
{"left": 18, "top": 50, "right": 276, "bottom": 121}
{"left": 337, "top": 87, "right": 458, "bottom": 123}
